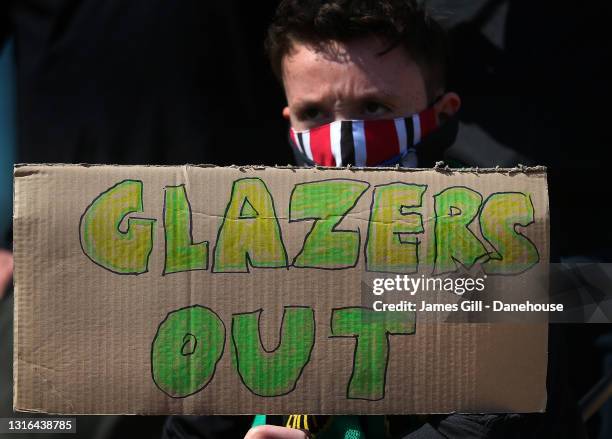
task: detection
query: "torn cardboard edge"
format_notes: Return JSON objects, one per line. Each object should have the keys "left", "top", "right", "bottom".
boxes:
{"left": 14, "top": 162, "right": 547, "bottom": 174}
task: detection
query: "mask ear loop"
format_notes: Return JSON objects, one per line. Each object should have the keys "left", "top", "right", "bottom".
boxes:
{"left": 287, "top": 130, "right": 317, "bottom": 167}
{"left": 390, "top": 100, "right": 442, "bottom": 168}
{"left": 430, "top": 94, "right": 453, "bottom": 125}
{"left": 413, "top": 103, "right": 460, "bottom": 167}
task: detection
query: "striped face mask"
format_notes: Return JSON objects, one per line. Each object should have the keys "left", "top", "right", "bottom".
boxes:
{"left": 289, "top": 106, "right": 438, "bottom": 167}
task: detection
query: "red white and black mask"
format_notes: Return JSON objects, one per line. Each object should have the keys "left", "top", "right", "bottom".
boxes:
{"left": 289, "top": 106, "right": 439, "bottom": 167}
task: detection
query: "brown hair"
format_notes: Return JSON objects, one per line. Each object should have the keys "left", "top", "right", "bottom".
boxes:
{"left": 265, "top": 0, "right": 449, "bottom": 100}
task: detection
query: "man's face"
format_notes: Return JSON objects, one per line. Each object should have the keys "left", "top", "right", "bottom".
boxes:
{"left": 281, "top": 37, "right": 434, "bottom": 131}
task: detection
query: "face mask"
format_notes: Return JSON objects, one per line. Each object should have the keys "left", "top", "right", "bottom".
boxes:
{"left": 289, "top": 106, "right": 438, "bottom": 167}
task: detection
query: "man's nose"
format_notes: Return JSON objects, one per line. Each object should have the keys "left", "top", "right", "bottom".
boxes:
{"left": 331, "top": 108, "right": 359, "bottom": 122}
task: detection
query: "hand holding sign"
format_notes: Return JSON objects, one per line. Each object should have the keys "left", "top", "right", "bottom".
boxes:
{"left": 0, "top": 249, "right": 13, "bottom": 300}
{"left": 245, "top": 425, "right": 309, "bottom": 439}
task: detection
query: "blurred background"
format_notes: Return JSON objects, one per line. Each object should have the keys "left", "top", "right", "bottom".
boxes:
{"left": 1, "top": 1, "right": 611, "bottom": 438}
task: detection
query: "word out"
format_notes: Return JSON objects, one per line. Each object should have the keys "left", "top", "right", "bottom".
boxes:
{"left": 151, "top": 305, "right": 415, "bottom": 400}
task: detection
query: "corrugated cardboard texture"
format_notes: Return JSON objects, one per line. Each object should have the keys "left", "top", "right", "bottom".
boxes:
{"left": 13, "top": 165, "right": 549, "bottom": 414}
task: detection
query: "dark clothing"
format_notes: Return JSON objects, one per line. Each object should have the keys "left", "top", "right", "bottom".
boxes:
{"left": 162, "top": 416, "right": 253, "bottom": 439}
{"left": 0, "top": 0, "right": 290, "bottom": 167}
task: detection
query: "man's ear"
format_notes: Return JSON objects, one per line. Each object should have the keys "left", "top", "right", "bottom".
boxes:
{"left": 282, "top": 106, "right": 291, "bottom": 121}
{"left": 433, "top": 92, "right": 461, "bottom": 124}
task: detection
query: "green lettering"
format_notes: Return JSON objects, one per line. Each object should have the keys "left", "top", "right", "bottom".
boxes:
{"left": 80, "top": 180, "right": 155, "bottom": 274}
{"left": 331, "top": 307, "right": 415, "bottom": 400}
{"left": 213, "top": 178, "right": 288, "bottom": 272}
{"left": 433, "top": 186, "right": 487, "bottom": 274}
{"left": 163, "top": 185, "right": 208, "bottom": 274}
{"left": 480, "top": 192, "right": 540, "bottom": 274}
{"left": 151, "top": 306, "right": 225, "bottom": 398}
{"left": 231, "top": 307, "right": 314, "bottom": 396}
{"left": 290, "top": 179, "right": 369, "bottom": 269}
{"left": 366, "top": 183, "right": 426, "bottom": 273}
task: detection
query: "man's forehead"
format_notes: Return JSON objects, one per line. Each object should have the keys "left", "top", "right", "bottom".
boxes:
{"left": 281, "top": 38, "right": 422, "bottom": 103}
{"left": 289, "top": 85, "right": 397, "bottom": 107}
{"left": 281, "top": 37, "right": 408, "bottom": 76}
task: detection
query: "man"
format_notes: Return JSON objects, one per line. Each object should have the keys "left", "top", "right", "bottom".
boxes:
{"left": 268, "top": 0, "right": 460, "bottom": 170}
{"left": 165, "top": 1, "right": 585, "bottom": 437}
{"left": 245, "top": 2, "right": 468, "bottom": 437}
{"left": 242, "top": 0, "right": 585, "bottom": 438}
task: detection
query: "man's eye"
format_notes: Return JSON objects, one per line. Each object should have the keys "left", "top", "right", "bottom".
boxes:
{"left": 363, "top": 102, "right": 390, "bottom": 117}
{"left": 302, "top": 107, "right": 324, "bottom": 120}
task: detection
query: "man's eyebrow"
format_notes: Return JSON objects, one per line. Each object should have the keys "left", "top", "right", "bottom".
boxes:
{"left": 356, "top": 89, "right": 397, "bottom": 102}
{"left": 293, "top": 90, "right": 397, "bottom": 109}
{"left": 292, "top": 98, "right": 327, "bottom": 111}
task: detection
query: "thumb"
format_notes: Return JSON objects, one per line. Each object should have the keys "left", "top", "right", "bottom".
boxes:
{"left": 0, "top": 250, "right": 13, "bottom": 299}
{"left": 244, "top": 425, "right": 310, "bottom": 439}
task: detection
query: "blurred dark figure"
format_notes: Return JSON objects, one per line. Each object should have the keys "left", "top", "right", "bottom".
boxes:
{"left": 0, "top": 0, "right": 290, "bottom": 166}
{"left": 447, "top": 0, "right": 612, "bottom": 258}
{"left": 0, "top": 1, "right": 287, "bottom": 438}
{"left": 445, "top": 1, "right": 612, "bottom": 437}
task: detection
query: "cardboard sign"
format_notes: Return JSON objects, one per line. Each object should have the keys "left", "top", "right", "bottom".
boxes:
{"left": 13, "top": 164, "right": 549, "bottom": 414}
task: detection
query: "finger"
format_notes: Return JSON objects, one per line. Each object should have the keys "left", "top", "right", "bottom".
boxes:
{"left": 0, "top": 250, "right": 14, "bottom": 299}
{"left": 244, "top": 425, "right": 309, "bottom": 439}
